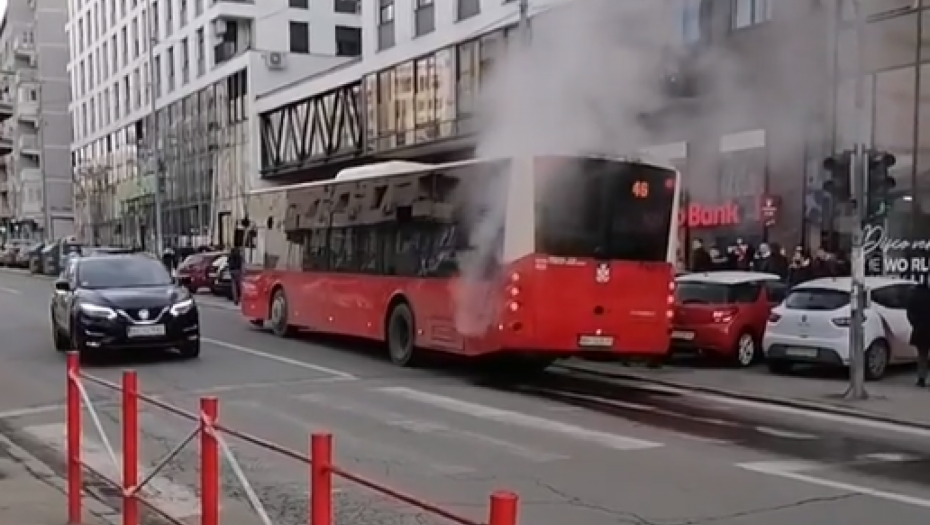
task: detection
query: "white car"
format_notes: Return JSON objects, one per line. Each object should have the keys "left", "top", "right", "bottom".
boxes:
{"left": 763, "top": 276, "right": 919, "bottom": 380}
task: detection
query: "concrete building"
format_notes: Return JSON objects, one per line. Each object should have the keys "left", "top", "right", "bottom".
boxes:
{"left": 0, "top": 0, "right": 74, "bottom": 241}
{"left": 69, "top": 0, "right": 361, "bottom": 248}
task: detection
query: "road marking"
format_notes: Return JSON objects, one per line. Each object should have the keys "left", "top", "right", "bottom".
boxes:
{"left": 201, "top": 338, "right": 356, "bottom": 380}
{"left": 858, "top": 452, "right": 923, "bottom": 463}
{"left": 696, "top": 393, "right": 930, "bottom": 439}
{"left": 377, "top": 387, "right": 664, "bottom": 451}
{"left": 0, "top": 403, "right": 66, "bottom": 419}
{"left": 230, "top": 400, "right": 475, "bottom": 475}
{"left": 754, "top": 426, "right": 819, "bottom": 440}
{"left": 23, "top": 423, "right": 202, "bottom": 518}
{"left": 0, "top": 286, "right": 21, "bottom": 294}
{"left": 297, "top": 393, "right": 568, "bottom": 462}
{"left": 738, "top": 460, "right": 930, "bottom": 509}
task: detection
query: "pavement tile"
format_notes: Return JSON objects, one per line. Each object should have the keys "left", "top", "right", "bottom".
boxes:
{"left": 0, "top": 444, "right": 110, "bottom": 525}
{"left": 561, "top": 359, "right": 930, "bottom": 427}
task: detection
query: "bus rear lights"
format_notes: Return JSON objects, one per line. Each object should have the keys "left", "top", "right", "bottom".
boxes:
{"left": 508, "top": 301, "right": 520, "bottom": 312}
{"left": 510, "top": 272, "right": 521, "bottom": 282}
{"left": 666, "top": 309, "right": 674, "bottom": 319}
{"left": 508, "top": 286, "right": 520, "bottom": 297}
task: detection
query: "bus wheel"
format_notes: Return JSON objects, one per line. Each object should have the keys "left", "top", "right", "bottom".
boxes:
{"left": 387, "top": 303, "right": 418, "bottom": 367}
{"left": 269, "top": 289, "right": 294, "bottom": 338}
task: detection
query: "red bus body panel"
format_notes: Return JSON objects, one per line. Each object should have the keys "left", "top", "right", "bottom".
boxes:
{"left": 242, "top": 253, "right": 672, "bottom": 357}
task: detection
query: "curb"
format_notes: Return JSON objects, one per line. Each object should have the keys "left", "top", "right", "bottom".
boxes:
{"left": 556, "top": 363, "right": 930, "bottom": 432}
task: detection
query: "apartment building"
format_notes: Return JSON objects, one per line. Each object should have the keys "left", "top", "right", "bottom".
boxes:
{"left": 0, "top": 0, "right": 74, "bottom": 241}
{"left": 68, "top": 0, "right": 362, "bottom": 248}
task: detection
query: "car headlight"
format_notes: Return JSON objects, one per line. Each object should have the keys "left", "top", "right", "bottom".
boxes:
{"left": 170, "top": 298, "right": 195, "bottom": 316}
{"left": 79, "top": 303, "right": 117, "bottom": 320}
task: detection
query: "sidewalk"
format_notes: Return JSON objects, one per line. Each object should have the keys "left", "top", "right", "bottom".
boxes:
{"left": 560, "top": 359, "right": 930, "bottom": 428}
{"left": 0, "top": 434, "right": 113, "bottom": 525}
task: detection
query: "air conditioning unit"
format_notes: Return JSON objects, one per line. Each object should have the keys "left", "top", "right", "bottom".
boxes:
{"left": 264, "top": 52, "right": 286, "bottom": 70}
{"left": 212, "top": 19, "right": 228, "bottom": 38}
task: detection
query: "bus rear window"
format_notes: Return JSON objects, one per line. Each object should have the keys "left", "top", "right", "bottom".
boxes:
{"left": 535, "top": 157, "right": 676, "bottom": 262}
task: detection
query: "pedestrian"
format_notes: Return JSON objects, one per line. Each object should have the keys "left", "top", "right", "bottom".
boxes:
{"left": 689, "top": 239, "right": 713, "bottom": 272}
{"left": 905, "top": 283, "right": 930, "bottom": 387}
{"left": 228, "top": 244, "right": 243, "bottom": 305}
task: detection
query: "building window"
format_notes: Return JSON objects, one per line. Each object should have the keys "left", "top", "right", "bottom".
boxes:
{"left": 379, "top": 0, "right": 395, "bottom": 50}
{"left": 732, "top": 0, "right": 771, "bottom": 29}
{"left": 289, "top": 21, "right": 310, "bottom": 53}
{"left": 196, "top": 28, "right": 205, "bottom": 76}
{"left": 680, "top": 0, "right": 701, "bottom": 44}
{"left": 289, "top": 0, "right": 309, "bottom": 8}
{"left": 334, "top": 0, "right": 359, "bottom": 13}
{"left": 415, "top": 0, "right": 435, "bottom": 37}
{"left": 335, "top": 26, "right": 361, "bottom": 56}
{"left": 456, "top": 0, "right": 480, "bottom": 21}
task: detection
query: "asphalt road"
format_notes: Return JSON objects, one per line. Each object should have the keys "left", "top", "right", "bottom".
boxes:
{"left": 0, "top": 269, "right": 928, "bottom": 525}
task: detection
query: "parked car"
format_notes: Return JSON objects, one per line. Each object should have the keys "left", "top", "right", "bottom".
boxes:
{"left": 28, "top": 242, "right": 46, "bottom": 274}
{"left": 671, "top": 271, "right": 786, "bottom": 367}
{"left": 0, "top": 239, "right": 31, "bottom": 267}
{"left": 175, "top": 251, "right": 224, "bottom": 293}
{"left": 763, "top": 276, "right": 919, "bottom": 380}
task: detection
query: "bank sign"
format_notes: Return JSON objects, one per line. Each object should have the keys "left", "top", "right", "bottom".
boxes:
{"left": 864, "top": 224, "right": 930, "bottom": 283}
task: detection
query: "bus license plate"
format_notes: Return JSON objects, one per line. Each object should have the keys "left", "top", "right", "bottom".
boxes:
{"left": 672, "top": 330, "right": 694, "bottom": 340}
{"left": 128, "top": 325, "right": 166, "bottom": 338}
{"left": 578, "top": 335, "right": 614, "bottom": 348}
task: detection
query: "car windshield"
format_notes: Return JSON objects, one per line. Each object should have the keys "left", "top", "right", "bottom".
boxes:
{"left": 676, "top": 281, "right": 759, "bottom": 304}
{"left": 77, "top": 257, "right": 173, "bottom": 289}
{"left": 784, "top": 288, "right": 850, "bottom": 310}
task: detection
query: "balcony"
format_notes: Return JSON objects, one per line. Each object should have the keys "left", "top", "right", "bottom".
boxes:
{"left": 0, "top": 135, "right": 12, "bottom": 156}
{"left": 15, "top": 69, "right": 37, "bottom": 85}
{"left": 20, "top": 168, "right": 41, "bottom": 181}
{"left": 15, "top": 99, "right": 38, "bottom": 123}
{"left": 13, "top": 33, "right": 35, "bottom": 59}
{"left": 18, "top": 135, "right": 39, "bottom": 156}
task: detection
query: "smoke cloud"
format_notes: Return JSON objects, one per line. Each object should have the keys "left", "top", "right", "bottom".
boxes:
{"left": 451, "top": 0, "right": 785, "bottom": 334}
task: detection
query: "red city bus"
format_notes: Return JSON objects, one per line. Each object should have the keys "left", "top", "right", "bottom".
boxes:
{"left": 240, "top": 155, "right": 682, "bottom": 371}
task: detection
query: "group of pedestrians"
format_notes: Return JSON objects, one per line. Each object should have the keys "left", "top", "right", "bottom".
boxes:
{"left": 685, "top": 239, "right": 850, "bottom": 286}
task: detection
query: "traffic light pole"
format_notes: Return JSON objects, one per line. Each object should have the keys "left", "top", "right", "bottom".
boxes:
{"left": 847, "top": 0, "right": 868, "bottom": 400}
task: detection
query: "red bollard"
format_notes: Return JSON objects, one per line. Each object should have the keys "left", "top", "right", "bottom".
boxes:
{"left": 310, "top": 433, "right": 333, "bottom": 525}
{"left": 488, "top": 491, "right": 519, "bottom": 525}
{"left": 200, "top": 397, "right": 220, "bottom": 525}
{"left": 122, "top": 371, "right": 139, "bottom": 525}
{"left": 66, "top": 351, "right": 82, "bottom": 525}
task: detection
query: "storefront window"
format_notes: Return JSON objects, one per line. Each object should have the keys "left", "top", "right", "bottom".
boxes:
{"left": 456, "top": 40, "right": 478, "bottom": 119}
{"left": 376, "top": 67, "right": 396, "bottom": 149}
{"left": 395, "top": 61, "right": 414, "bottom": 146}
{"left": 435, "top": 49, "right": 456, "bottom": 138}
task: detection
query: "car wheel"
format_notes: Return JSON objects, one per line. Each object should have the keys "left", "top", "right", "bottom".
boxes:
{"left": 178, "top": 340, "right": 201, "bottom": 359}
{"left": 51, "top": 314, "right": 68, "bottom": 352}
{"left": 269, "top": 289, "right": 295, "bottom": 338}
{"left": 864, "top": 339, "right": 890, "bottom": 381}
{"left": 767, "top": 360, "right": 793, "bottom": 375}
{"left": 733, "top": 332, "right": 758, "bottom": 367}
{"left": 386, "top": 302, "right": 418, "bottom": 367}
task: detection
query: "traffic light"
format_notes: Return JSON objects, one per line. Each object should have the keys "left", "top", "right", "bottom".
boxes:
{"left": 822, "top": 150, "right": 853, "bottom": 201}
{"left": 866, "top": 150, "right": 896, "bottom": 220}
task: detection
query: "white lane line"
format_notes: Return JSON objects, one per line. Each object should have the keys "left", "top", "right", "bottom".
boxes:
{"left": 0, "top": 403, "right": 66, "bottom": 419}
{"left": 858, "top": 452, "right": 923, "bottom": 463}
{"left": 0, "top": 286, "right": 21, "bottom": 294}
{"left": 230, "top": 400, "right": 474, "bottom": 475}
{"left": 377, "top": 387, "right": 664, "bottom": 451}
{"left": 754, "top": 426, "right": 819, "bottom": 440}
{"left": 23, "top": 423, "right": 202, "bottom": 518}
{"left": 297, "top": 393, "right": 568, "bottom": 463}
{"left": 738, "top": 460, "right": 930, "bottom": 509}
{"left": 201, "top": 337, "right": 356, "bottom": 380}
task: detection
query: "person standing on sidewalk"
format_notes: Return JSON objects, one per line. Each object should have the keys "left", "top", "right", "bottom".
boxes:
{"left": 227, "top": 245, "right": 243, "bottom": 306}
{"left": 905, "top": 283, "right": 930, "bottom": 387}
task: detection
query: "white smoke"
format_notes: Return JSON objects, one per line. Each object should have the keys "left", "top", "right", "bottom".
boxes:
{"left": 451, "top": 0, "right": 772, "bottom": 334}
